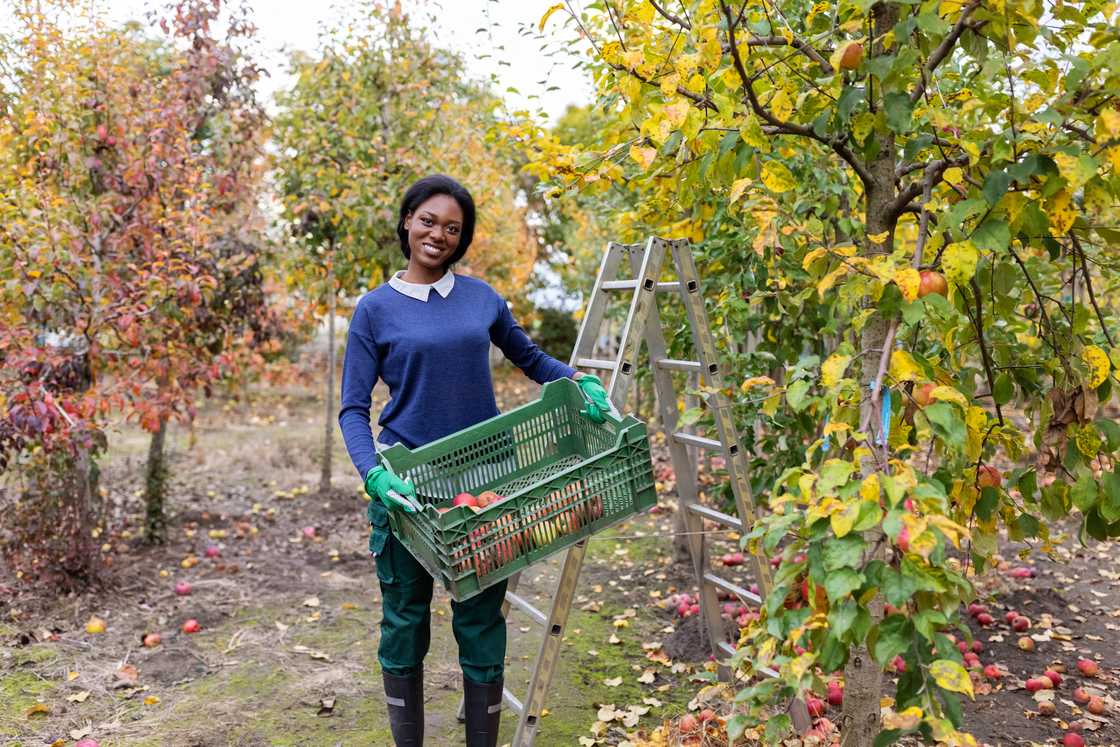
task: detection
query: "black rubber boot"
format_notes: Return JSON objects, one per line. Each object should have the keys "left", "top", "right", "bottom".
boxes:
{"left": 463, "top": 675, "right": 502, "bottom": 747}
{"left": 382, "top": 671, "right": 424, "bottom": 746}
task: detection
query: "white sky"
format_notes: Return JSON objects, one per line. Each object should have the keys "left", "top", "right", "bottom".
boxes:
{"left": 0, "top": 0, "right": 595, "bottom": 122}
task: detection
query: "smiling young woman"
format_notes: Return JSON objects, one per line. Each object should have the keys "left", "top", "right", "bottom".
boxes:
{"left": 338, "top": 175, "right": 613, "bottom": 746}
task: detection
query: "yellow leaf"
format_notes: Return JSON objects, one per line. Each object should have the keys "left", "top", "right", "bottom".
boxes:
{"left": 930, "top": 385, "right": 968, "bottom": 409}
{"left": 831, "top": 501, "right": 860, "bottom": 538}
{"left": 852, "top": 112, "right": 875, "bottom": 143}
{"left": 930, "top": 659, "right": 974, "bottom": 698}
{"left": 943, "top": 167, "right": 964, "bottom": 185}
{"left": 1048, "top": 189, "right": 1077, "bottom": 233}
{"left": 883, "top": 706, "right": 923, "bottom": 730}
{"left": 1082, "top": 344, "right": 1111, "bottom": 388}
{"left": 942, "top": 241, "right": 978, "bottom": 285}
{"left": 629, "top": 145, "right": 656, "bottom": 170}
{"left": 762, "top": 392, "right": 781, "bottom": 416}
{"left": 889, "top": 350, "right": 923, "bottom": 382}
{"left": 761, "top": 160, "right": 796, "bottom": 193}
{"left": 741, "top": 376, "right": 775, "bottom": 391}
{"left": 824, "top": 421, "right": 851, "bottom": 436}
{"left": 927, "top": 515, "right": 969, "bottom": 548}
{"left": 860, "top": 474, "right": 880, "bottom": 503}
{"left": 659, "top": 72, "right": 680, "bottom": 97}
{"left": 802, "top": 247, "right": 829, "bottom": 271}
{"left": 1098, "top": 109, "right": 1120, "bottom": 141}
{"left": 26, "top": 703, "right": 50, "bottom": 717}
{"left": 85, "top": 616, "right": 106, "bottom": 634}
{"left": 770, "top": 89, "right": 793, "bottom": 120}
{"left": 663, "top": 101, "right": 689, "bottom": 127}
{"left": 739, "top": 115, "right": 769, "bottom": 150}
{"left": 868, "top": 230, "right": 889, "bottom": 244}
{"left": 894, "top": 267, "right": 921, "bottom": 301}
{"left": 821, "top": 353, "right": 852, "bottom": 387}
{"left": 539, "top": 3, "right": 565, "bottom": 31}
{"left": 729, "top": 177, "right": 751, "bottom": 204}
{"left": 816, "top": 265, "right": 849, "bottom": 298}
{"left": 144, "top": 695, "right": 160, "bottom": 705}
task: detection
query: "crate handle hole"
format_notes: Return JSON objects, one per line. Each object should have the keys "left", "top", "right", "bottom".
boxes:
{"left": 551, "top": 624, "right": 562, "bottom": 635}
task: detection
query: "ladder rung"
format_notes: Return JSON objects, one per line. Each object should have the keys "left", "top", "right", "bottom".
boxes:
{"left": 600, "top": 280, "right": 683, "bottom": 292}
{"left": 656, "top": 358, "right": 701, "bottom": 373}
{"left": 505, "top": 590, "right": 547, "bottom": 627}
{"left": 715, "top": 640, "right": 780, "bottom": 679}
{"left": 687, "top": 503, "right": 743, "bottom": 531}
{"left": 672, "top": 432, "right": 724, "bottom": 451}
{"left": 575, "top": 357, "right": 617, "bottom": 371}
{"left": 503, "top": 687, "right": 523, "bottom": 715}
{"left": 703, "top": 572, "right": 762, "bottom": 606}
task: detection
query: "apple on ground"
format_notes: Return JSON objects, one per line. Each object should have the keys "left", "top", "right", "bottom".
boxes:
{"left": 1063, "top": 733, "right": 1084, "bottom": 747}
{"left": 143, "top": 632, "right": 162, "bottom": 648}
{"left": 1077, "top": 658, "right": 1100, "bottom": 677}
{"left": 679, "top": 714, "right": 699, "bottom": 732}
{"left": 181, "top": 619, "right": 201, "bottom": 634}
{"left": 1073, "top": 687, "right": 1090, "bottom": 704}
{"left": 1038, "top": 701, "right": 1057, "bottom": 716}
{"left": 1012, "top": 616, "right": 1031, "bottom": 632}
{"left": 1044, "top": 669, "right": 1063, "bottom": 687}
{"left": 175, "top": 580, "right": 192, "bottom": 596}
{"left": 204, "top": 545, "right": 220, "bottom": 558}
{"left": 698, "top": 708, "right": 716, "bottom": 722}
{"left": 1018, "top": 636, "right": 1035, "bottom": 652}
{"left": 806, "top": 697, "right": 826, "bottom": 717}
{"left": 1087, "top": 696, "right": 1106, "bottom": 715}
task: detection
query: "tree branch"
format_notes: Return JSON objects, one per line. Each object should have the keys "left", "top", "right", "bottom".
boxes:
{"left": 967, "top": 278, "right": 1004, "bottom": 424}
{"left": 1072, "top": 232, "right": 1115, "bottom": 347}
{"left": 738, "top": 35, "right": 834, "bottom": 75}
{"left": 889, "top": 154, "right": 969, "bottom": 219}
{"left": 909, "top": 0, "right": 982, "bottom": 104}
{"left": 649, "top": 0, "right": 690, "bottom": 29}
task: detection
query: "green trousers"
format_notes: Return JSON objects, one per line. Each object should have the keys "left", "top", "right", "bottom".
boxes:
{"left": 374, "top": 531, "right": 508, "bottom": 684}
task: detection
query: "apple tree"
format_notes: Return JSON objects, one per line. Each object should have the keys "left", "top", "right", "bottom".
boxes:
{"left": 530, "top": 0, "right": 1120, "bottom": 743}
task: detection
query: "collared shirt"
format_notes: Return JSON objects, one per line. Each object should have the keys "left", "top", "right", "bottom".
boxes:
{"left": 387, "top": 269, "right": 455, "bottom": 302}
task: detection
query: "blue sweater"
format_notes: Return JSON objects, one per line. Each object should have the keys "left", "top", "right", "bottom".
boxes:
{"left": 338, "top": 274, "right": 576, "bottom": 480}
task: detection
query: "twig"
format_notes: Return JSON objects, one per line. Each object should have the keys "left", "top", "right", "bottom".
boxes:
{"left": 967, "top": 278, "right": 1004, "bottom": 424}
{"left": 910, "top": 0, "right": 982, "bottom": 104}
{"left": 1072, "top": 232, "right": 1115, "bottom": 347}
{"left": 649, "top": 0, "right": 690, "bottom": 28}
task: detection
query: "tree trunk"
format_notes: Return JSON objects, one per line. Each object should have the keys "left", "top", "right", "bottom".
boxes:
{"left": 320, "top": 254, "right": 336, "bottom": 494}
{"left": 840, "top": 4, "right": 899, "bottom": 745}
{"left": 144, "top": 414, "right": 170, "bottom": 544}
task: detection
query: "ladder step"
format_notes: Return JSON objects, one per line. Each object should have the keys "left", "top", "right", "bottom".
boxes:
{"left": 672, "top": 432, "right": 726, "bottom": 451}
{"left": 503, "top": 687, "right": 523, "bottom": 715}
{"left": 687, "top": 503, "right": 743, "bottom": 531}
{"left": 575, "top": 357, "right": 618, "bottom": 371}
{"left": 715, "top": 640, "right": 780, "bottom": 679}
{"left": 505, "top": 590, "right": 547, "bottom": 627}
{"left": 600, "top": 280, "right": 683, "bottom": 292}
{"left": 703, "top": 572, "right": 762, "bottom": 605}
{"left": 656, "top": 358, "right": 701, "bottom": 373}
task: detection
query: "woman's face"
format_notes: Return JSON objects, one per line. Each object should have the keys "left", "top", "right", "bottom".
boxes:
{"left": 403, "top": 194, "right": 463, "bottom": 274}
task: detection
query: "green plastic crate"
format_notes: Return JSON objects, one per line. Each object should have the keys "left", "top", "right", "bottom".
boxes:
{"left": 380, "top": 377, "right": 656, "bottom": 602}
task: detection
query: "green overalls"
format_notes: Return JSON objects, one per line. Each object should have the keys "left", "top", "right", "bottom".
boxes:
{"left": 368, "top": 500, "right": 508, "bottom": 684}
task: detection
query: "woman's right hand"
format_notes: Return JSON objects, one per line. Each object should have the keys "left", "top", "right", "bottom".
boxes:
{"left": 364, "top": 466, "right": 419, "bottom": 513}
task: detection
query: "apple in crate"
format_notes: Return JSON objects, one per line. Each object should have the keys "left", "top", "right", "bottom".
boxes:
{"left": 477, "top": 490, "right": 503, "bottom": 508}
{"left": 453, "top": 492, "right": 478, "bottom": 508}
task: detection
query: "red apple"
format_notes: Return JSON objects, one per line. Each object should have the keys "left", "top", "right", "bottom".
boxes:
{"left": 302, "top": 526, "right": 317, "bottom": 539}
{"left": 968, "top": 603, "right": 988, "bottom": 617}
{"left": 679, "top": 714, "right": 699, "bottom": 732}
{"left": 806, "top": 697, "right": 826, "bottom": 717}
{"left": 1077, "top": 658, "right": 1100, "bottom": 677}
{"left": 912, "top": 383, "right": 937, "bottom": 407}
{"left": 181, "top": 619, "right": 201, "bottom": 634}
{"left": 977, "top": 465, "right": 1002, "bottom": 489}
{"left": 971, "top": 640, "right": 983, "bottom": 653}
{"left": 452, "top": 492, "right": 478, "bottom": 508}
{"left": 143, "top": 632, "right": 162, "bottom": 648}
{"left": 896, "top": 526, "right": 910, "bottom": 552}
{"left": 1025, "top": 678, "right": 1044, "bottom": 692}
{"left": 826, "top": 684, "right": 844, "bottom": 706}
{"left": 976, "top": 612, "right": 994, "bottom": 626}
{"left": 204, "top": 545, "right": 220, "bottom": 559}
{"left": 1012, "top": 616, "right": 1031, "bottom": 632}
{"left": 1005, "top": 610, "right": 1019, "bottom": 623}
{"left": 1063, "top": 733, "right": 1085, "bottom": 747}
{"left": 722, "top": 552, "right": 745, "bottom": 567}
{"left": 1039, "top": 675, "right": 1055, "bottom": 689}
{"left": 698, "top": 708, "right": 716, "bottom": 722}
{"left": 918, "top": 270, "right": 948, "bottom": 298}
{"left": 839, "top": 42, "right": 863, "bottom": 70}
{"left": 75, "top": 740, "right": 100, "bottom": 747}
{"left": 1073, "top": 687, "right": 1090, "bottom": 704}
{"left": 983, "top": 664, "right": 1002, "bottom": 679}
{"left": 1018, "top": 636, "right": 1035, "bottom": 651}
{"left": 1039, "top": 701, "right": 1057, "bottom": 716}
{"left": 1044, "top": 670, "right": 1063, "bottom": 687}
{"left": 891, "top": 655, "right": 906, "bottom": 673}
{"left": 175, "top": 580, "right": 192, "bottom": 596}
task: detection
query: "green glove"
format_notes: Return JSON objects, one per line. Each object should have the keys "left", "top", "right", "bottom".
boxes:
{"left": 576, "top": 374, "right": 612, "bottom": 423}
{"left": 364, "top": 465, "right": 419, "bottom": 513}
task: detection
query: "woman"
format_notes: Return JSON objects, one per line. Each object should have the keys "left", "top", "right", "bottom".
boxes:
{"left": 339, "top": 174, "right": 610, "bottom": 746}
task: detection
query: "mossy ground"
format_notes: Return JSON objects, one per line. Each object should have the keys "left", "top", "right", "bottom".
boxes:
{"left": 1, "top": 371, "right": 709, "bottom": 746}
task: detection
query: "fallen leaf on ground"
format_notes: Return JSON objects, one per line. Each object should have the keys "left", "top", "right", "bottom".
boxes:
{"left": 67, "top": 690, "right": 91, "bottom": 703}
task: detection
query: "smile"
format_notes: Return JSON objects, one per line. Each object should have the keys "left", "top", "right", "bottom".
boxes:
{"left": 421, "top": 242, "right": 445, "bottom": 257}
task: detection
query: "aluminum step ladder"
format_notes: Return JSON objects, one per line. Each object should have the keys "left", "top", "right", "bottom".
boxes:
{"left": 459, "top": 236, "right": 808, "bottom": 744}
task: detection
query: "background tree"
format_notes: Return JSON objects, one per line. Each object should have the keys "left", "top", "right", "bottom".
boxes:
{"left": 529, "top": 0, "right": 1120, "bottom": 743}
{"left": 272, "top": 0, "right": 542, "bottom": 493}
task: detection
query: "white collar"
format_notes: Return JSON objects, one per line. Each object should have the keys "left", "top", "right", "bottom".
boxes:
{"left": 388, "top": 270, "right": 455, "bottom": 302}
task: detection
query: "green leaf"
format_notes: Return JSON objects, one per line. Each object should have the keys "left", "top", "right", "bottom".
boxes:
{"left": 883, "top": 567, "right": 919, "bottom": 607}
{"left": 982, "top": 170, "right": 1011, "bottom": 205}
{"left": 824, "top": 568, "right": 864, "bottom": 603}
{"left": 971, "top": 219, "right": 1010, "bottom": 252}
{"left": 992, "top": 374, "right": 1014, "bottom": 406}
{"left": 925, "top": 402, "right": 966, "bottom": 451}
{"left": 764, "top": 714, "right": 792, "bottom": 744}
{"left": 817, "top": 634, "right": 849, "bottom": 671}
{"left": 828, "top": 600, "right": 859, "bottom": 639}
{"left": 818, "top": 459, "right": 855, "bottom": 494}
{"left": 913, "top": 608, "right": 947, "bottom": 641}
{"left": 726, "top": 714, "right": 750, "bottom": 742}
{"left": 786, "top": 379, "right": 812, "bottom": 412}
{"left": 883, "top": 92, "right": 913, "bottom": 133}
{"left": 873, "top": 616, "right": 912, "bottom": 664}
{"left": 875, "top": 731, "right": 904, "bottom": 747}
{"left": 823, "top": 535, "right": 866, "bottom": 571}
{"left": 1071, "top": 470, "right": 1100, "bottom": 512}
